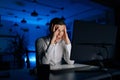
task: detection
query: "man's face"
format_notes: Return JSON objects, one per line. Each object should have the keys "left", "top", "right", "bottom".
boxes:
{"left": 52, "top": 24, "right": 65, "bottom": 40}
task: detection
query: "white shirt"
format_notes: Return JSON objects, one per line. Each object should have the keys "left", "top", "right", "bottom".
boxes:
{"left": 40, "top": 38, "right": 74, "bottom": 66}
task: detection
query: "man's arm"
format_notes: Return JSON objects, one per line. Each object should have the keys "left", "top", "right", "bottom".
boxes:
{"left": 63, "top": 43, "right": 75, "bottom": 65}
{"left": 62, "top": 25, "right": 71, "bottom": 44}
{"left": 42, "top": 44, "right": 55, "bottom": 65}
{"left": 36, "top": 38, "right": 56, "bottom": 65}
{"left": 36, "top": 38, "right": 45, "bottom": 66}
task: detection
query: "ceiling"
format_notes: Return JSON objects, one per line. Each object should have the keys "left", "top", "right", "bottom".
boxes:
{"left": 92, "top": 0, "right": 120, "bottom": 8}
{"left": 0, "top": 0, "right": 112, "bottom": 27}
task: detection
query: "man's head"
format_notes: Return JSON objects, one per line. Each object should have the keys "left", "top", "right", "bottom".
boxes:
{"left": 49, "top": 17, "right": 66, "bottom": 34}
{"left": 49, "top": 17, "right": 67, "bottom": 41}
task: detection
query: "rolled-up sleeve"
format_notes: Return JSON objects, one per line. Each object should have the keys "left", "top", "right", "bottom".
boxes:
{"left": 63, "top": 44, "right": 74, "bottom": 65}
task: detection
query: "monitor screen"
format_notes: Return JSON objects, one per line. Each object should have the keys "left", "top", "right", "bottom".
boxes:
{"left": 70, "top": 20, "right": 117, "bottom": 63}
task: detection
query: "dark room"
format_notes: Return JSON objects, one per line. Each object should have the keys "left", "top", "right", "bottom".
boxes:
{"left": 0, "top": 0, "right": 120, "bottom": 80}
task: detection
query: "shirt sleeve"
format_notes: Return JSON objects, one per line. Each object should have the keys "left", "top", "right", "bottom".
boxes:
{"left": 36, "top": 38, "right": 46, "bottom": 65}
{"left": 63, "top": 43, "right": 75, "bottom": 65}
{"left": 42, "top": 44, "right": 56, "bottom": 65}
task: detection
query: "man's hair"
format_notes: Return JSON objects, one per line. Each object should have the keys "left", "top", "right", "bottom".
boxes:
{"left": 49, "top": 17, "right": 66, "bottom": 34}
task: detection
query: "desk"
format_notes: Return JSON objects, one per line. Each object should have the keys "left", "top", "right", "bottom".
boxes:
{"left": 1, "top": 64, "right": 120, "bottom": 80}
{"left": 49, "top": 64, "right": 98, "bottom": 80}
{"left": 50, "top": 64, "right": 98, "bottom": 71}
{"left": 49, "top": 64, "right": 119, "bottom": 80}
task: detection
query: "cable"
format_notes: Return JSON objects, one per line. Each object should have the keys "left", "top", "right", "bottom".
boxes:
{"left": 96, "top": 53, "right": 113, "bottom": 80}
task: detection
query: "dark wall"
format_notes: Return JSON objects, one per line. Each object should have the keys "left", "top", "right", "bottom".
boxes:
{"left": 92, "top": 0, "right": 120, "bottom": 62}
{"left": 114, "top": 6, "right": 120, "bottom": 61}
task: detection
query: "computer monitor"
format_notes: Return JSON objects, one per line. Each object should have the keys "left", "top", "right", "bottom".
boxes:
{"left": 70, "top": 20, "right": 117, "bottom": 63}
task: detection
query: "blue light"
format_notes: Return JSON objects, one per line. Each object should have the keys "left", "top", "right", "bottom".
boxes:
{"left": 24, "top": 51, "right": 36, "bottom": 68}
{"left": 29, "top": 56, "right": 36, "bottom": 62}
{"left": 24, "top": 57, "right": 27, "bottom": 62}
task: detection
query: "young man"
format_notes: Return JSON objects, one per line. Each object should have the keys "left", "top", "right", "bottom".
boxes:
{"left": 35, "top": 18, "right": 74, "bottom": 66}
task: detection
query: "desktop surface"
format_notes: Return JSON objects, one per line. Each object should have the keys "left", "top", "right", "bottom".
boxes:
{"left": 1, "top": 64, "right": 120, "bottom": 80}
{"left": 50, "top": 63, "right": 99, "bottom": 73}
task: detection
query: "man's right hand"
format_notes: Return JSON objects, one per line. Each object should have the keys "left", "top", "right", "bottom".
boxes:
{"left": 50, "top": 25, "right": 59, "bottom": 44}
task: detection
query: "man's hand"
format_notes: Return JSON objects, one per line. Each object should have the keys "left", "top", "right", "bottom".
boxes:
{"left": 62, "top": 25, "right": 71, "bottom": 44}
{"left": 50, "top": 25, "right": 60, "bottom": 44}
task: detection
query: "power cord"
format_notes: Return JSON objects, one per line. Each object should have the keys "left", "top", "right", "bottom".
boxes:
{"left": 96, "top": 53, "right": 113, "bottom": 80}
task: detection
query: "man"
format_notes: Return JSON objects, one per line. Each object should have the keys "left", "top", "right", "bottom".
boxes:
{"left": 35, "top": 17, "right": 74, "bottom": 66}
